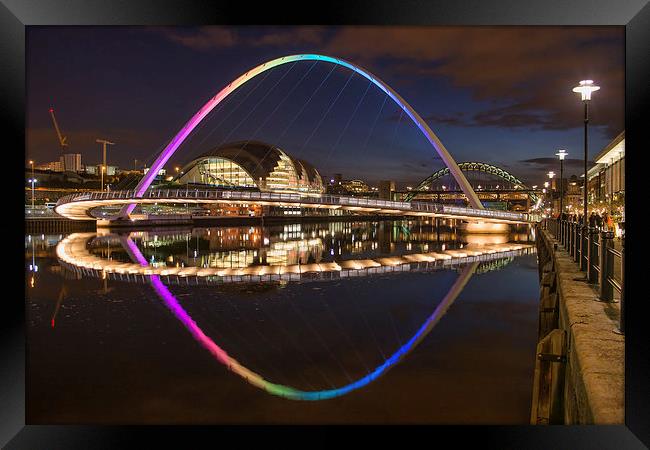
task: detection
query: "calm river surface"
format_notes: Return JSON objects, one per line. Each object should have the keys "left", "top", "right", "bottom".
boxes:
{"left": 26, "top": 219, "right": 540, "bottom": 424}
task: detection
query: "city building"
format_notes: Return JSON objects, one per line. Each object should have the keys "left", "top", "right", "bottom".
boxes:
{"left": 143, "top": 167, "right": 166, "bottom": 176}
{"left": 379, "top": 180, "right": 396, "bottom": 200}
{"left": 85, "top": 164, "right": 119, "bottom": 176}
{"left": 175, "top": 141, "right": 324, "bottom": 194}
{"left": 37, "top": 154, "right": 83, "bottom": 172}
{"left": 557, "top": 174, "right": 584, "bottom": 214}
{"left": 340, "top": 179, "right": 371, "bottom": 194}
{"left": 585, "top": 131, "right": 625, "bottom": 221}
{"left": 35, "top": 160, "right": 64, "bottom": 172}
{"left": 62, "top": 153, "right": 82, "bottom": 172}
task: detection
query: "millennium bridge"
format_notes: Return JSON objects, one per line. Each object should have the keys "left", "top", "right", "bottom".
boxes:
{"left": 50, "top": 54, "right": 543, "bottom": 227}
{"left": 54, "top": 189, "right": 537, "bottom": 224}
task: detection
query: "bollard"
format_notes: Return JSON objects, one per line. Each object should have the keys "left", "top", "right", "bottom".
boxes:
{"left": 587, "top": 227, "right": 599, "bottom": 283}
{"left": 599, "top": 231, "right": 615, "bottom": 302}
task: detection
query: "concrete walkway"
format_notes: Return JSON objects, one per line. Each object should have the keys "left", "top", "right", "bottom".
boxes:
{"left": 543, "top": 229, "right": 624, "bottom": 424}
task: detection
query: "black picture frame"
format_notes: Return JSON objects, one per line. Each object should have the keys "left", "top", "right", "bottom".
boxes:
{"left": 4, "top": 0, "right": 649, "bottom": 448}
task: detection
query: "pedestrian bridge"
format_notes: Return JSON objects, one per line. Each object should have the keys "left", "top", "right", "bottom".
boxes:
{"left": 54, "top": 189, "right": 539, "bottom": 224}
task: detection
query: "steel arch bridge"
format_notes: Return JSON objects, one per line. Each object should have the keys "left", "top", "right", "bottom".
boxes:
{"left": 404, "top": 162, "right": 539, "bottom": 203}
{"left": 116, "top": 53, "right": 484, "bottom": 219}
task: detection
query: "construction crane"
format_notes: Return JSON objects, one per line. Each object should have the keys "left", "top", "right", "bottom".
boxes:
{"left": 48, "top": 107, "right": 68, "bottom": 151}
{"left": 96, "top": 139, "right": 115, "bottom": 192}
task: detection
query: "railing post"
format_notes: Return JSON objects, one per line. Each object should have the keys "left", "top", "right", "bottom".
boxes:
{"left": 568, "top": 223, "right": 574, "bottom": 256}
{"left": 619, "top": 239, "right": 625, "bottom": 333}
{"left": 572, "top": 224, "right": 578, "bottom": 261}
{"left": 587, "top": 227, "right": 599, "bottom": 283}
{"left": 598, "top": 231, "right": 615, "bottom": 302}
{"left": 580, "top": 226, "right": 588, "bottom": 271}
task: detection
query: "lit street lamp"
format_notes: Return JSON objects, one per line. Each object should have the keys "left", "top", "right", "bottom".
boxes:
{"left": 573, "top": 79, "right": 600, "bottom": 227}
{"left": 29, "top": 160, "right": 35, "bottom": 209}
{"left": 547, "top": 171, "right": 555, "bottom": 216}
{"left": 28, "top": 178, "right": 37, "bottom": 209}
{"left": 556, "top": 149, "right": 568, "bottom": 219}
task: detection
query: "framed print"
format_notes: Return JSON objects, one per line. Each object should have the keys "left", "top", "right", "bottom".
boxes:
{"left": 3, "top": 0, "right": 649, "bottom": 448}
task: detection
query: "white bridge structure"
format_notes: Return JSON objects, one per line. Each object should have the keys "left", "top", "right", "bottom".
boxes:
{"left": 54, "top": 189, "right": 537, "bottom": 224}
{"left": 53, "top": 54, "right": 542, "bottom": 225}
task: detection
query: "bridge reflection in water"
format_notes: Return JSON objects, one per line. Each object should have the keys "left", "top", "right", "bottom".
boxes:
{"left": 27, "top": 219, "right": 540, "bottom": 421}
{"left": 57, "top": 220, "right": 533, "bottom": 400}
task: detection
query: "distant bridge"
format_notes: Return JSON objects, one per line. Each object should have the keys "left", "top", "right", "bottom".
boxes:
{"left": 404, "top": 162, "right": 540, "bottom": 203}
{"left": 54, "top": 189, "right": 538, "bottom": 224}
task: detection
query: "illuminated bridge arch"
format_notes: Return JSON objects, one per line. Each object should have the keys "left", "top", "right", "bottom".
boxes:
{"left": 404, "top": 162, "right": 538, "bottom": 203}
{"left": 118, "top": 54, "right": 482, "bottom": 219}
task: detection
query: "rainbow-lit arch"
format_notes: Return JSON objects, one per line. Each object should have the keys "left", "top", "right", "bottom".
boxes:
{"left": 122, "top": 236, "right": 477, "bottom": 401}
{"left": 118, "top": 54, "right": 482, "bottom": 218}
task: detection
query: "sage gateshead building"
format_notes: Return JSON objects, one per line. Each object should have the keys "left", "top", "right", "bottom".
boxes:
{"left": 175, "top": 141, "right": 325, "bottom": 195}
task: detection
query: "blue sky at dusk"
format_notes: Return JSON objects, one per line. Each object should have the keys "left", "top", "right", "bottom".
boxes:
{"left": 26, "top": 26, "right": 623, "bottom": 187}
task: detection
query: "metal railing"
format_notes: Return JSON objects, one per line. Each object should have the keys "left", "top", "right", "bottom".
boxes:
{"left": 56, "top": 189, "right": 534, "bottom": 222}
{"left": 25, "top": 206, "right": 60, "bottom": 217}
{"left": 543, "top": 218, "right": 624, "bottom": 333}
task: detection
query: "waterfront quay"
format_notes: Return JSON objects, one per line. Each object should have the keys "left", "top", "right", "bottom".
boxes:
{"left": 531, "top": 220, "right": 624, "bottom": 424}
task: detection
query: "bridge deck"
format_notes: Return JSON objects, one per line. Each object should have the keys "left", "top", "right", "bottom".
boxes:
{"left": 54, "top": 189, "right": 538, "bottom": 224}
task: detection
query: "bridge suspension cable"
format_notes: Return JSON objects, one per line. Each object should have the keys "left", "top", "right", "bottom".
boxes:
{"left": 116, "top": 54, "right": 483, "bottom": 219}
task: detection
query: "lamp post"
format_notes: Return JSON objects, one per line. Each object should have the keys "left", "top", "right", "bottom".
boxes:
{"left": 29, "top": 160, "right": 35, "bottom": 209}
{"left": 556, "top": 149, "right": 568, "bottom": 219}
{"left": 547, "top": 171, "right": 555, "bottom": 217}
{"left": 573, "top": 80, "right": 600, "bottom": 227}
{"left": 96, "top": 139, "right": 115, "bottom": 192}
{"left": 29, "top": 178, "right": 37, "bottom": 210}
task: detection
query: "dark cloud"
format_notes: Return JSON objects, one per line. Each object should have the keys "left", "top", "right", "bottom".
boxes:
{"left": 517, "top": 157, "right": 595, "bottom": 180}
{"left": 160, "top": 26, "right": 326, "bottom": 51}
{"left": 422, "top": 112, "right": 467, "bottom": 126}
{"left": 158, "top": 26, "right": 623, "bottom": 138}
{"left": 162, "top": 27, "right": 237, "bottom": 50}
{"left": 323, "top": 27, "right": 623, "bottom": 138}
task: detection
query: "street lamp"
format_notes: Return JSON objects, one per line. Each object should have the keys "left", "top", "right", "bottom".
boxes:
{"left": 28, "top": 178, "right": 37, "bottom": 209}
{"left": 573, "top": 80, "right": 600, "bottom": 227}
{"left": 556, "top": 149, "right": 568, "bottom": 219}
{"left": 29, "top": 160, "right": 35, "bottom": 209}
{"left": 547, "top": 172, "right": 555, "bottom": 217}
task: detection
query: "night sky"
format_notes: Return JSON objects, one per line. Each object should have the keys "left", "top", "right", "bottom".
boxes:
{"left": 26, "top": 26, "right": 624, "bottom": 187}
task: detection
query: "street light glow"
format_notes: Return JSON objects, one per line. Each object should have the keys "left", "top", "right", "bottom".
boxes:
{"left": 547, "top": 171, "right": 555, "bottom": 179}
{"left": 572, "top": 79, "right": 600, "bottom": 101}
{"left": 556, "top": 149, "right": 568, "bottom": 160}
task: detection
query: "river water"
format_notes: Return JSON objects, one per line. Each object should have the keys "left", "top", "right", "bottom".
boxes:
{"left": 26, "top": 219, "right": 540, "bottom": 424}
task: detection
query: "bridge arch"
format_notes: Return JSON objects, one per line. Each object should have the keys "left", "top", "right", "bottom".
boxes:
{"left": 118, "top": 54, "right": 482, "bottom": 218}
{"left": 404, "top": 162, "right": 538, "bottom": 203}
